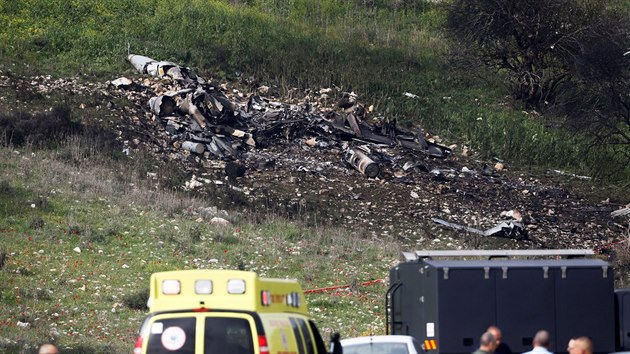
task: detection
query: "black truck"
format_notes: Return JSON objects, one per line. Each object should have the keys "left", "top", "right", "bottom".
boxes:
{"left": 387, "top": 249, "right": 630, "bottom": 354}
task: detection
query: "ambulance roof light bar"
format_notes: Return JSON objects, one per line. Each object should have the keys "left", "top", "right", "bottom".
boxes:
{"left": 149, "top": 269, "right": 309, "bottom": 315}
{"left": 227, "top": 279, "right": 246, "bottom": 294}
{"left": 162, "top": 280, "right": 181, "bottom": 295}
{"left": 195, "top": 280, "right": 213, "bottom": 294}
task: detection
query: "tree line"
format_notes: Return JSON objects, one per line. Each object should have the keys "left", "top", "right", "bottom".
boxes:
{"left": 446, "top": 0, "right": 630, "bottom": 174}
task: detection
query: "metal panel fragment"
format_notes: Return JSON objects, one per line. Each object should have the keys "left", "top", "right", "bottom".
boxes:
{"left": 182, "top": 141, "right": 205, "bottom": 154}
{"left": 149, "top": 96, "right": 176, "bottom": 117}
{"left": 345, "top": 148, "right": 380, "bottom": 178}
{"left": 432, "top": 218, "right": 528, "bottom": 239}
{"left": 178, "top": 95, "right": 206, "bottom": 129}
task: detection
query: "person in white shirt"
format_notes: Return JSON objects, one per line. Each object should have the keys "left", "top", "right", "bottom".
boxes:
{"left": 523, "top": 330, "right": 553, "bottom": 354}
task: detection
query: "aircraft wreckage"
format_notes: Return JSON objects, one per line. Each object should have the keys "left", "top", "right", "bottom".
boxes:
{"left": 119, "top": 54, "right": 452, "bottom": 178}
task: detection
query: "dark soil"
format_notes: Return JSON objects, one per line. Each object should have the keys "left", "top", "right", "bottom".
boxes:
{"left": 2, "top": 70, "right": 629, "bottom": 261}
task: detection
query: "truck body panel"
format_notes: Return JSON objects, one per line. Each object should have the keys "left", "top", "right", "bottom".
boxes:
{"left": 616, "top": 289, "right": 630, "bottom": 350}
{"left": 388, "top": 253, "right": 621, "bottom": 354}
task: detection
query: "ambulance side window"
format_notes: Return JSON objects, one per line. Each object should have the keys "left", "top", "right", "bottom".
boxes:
{"left": 204, "top": 317, "right": 254, "bottom": 354}
{"left": 298, "top": 318, "right": 315, "bottom": 354}
{"left": 146, "top": 317, "right": 196, "bottom": 354}
{"left": 289, "top": 317, "right": 306, "bottom": 354}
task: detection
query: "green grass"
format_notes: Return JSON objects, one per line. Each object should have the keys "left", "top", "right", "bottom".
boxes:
{"left": 1, "top": 0, "right": 629, "bottom": 351}
{"left": 0, "top": 140, "right": 400, "bottom": 352}
{"left": 1, "top": 0, "right": 624, "bottom": 179}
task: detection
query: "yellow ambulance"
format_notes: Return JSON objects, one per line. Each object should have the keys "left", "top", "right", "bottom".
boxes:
{"left": 133, "top": 269, "right": 329, "bottom": 354}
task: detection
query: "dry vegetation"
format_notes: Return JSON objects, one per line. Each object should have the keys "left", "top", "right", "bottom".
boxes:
{"left": 0, "top": 130, "right": 402, "bottom": 352}
{"left": 1, "top": 76, "right": 629, "bottom": 353}
{"left": 1, "top": 1, "right": 629, "bottom": 352}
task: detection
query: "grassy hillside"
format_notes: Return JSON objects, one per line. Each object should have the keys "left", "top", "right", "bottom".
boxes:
{"left": 2, "top": 0, "right": 625, "bottom": 179}
{"left": 1, "top": 0, "right": 629, "bottom": 352}
{"left": 0, "top": 136, "right": 400, "bottom": 352}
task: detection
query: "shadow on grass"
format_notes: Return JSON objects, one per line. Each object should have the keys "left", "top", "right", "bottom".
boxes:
{"left": 0, "top": 345, "right": 123, "bottom": 354}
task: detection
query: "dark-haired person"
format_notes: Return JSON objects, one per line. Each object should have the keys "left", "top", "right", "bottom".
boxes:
{"left": 488, "top": 326, "right": 512, "bottom": 354}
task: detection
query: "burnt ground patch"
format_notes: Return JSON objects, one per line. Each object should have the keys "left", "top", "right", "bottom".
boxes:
{"left": 2, "top": 70, "right": 629, "bottom": 269}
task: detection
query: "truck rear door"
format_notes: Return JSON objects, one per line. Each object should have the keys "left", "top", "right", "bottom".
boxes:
{"left": 616, "top": 289, "right": 630, "bottom": 351}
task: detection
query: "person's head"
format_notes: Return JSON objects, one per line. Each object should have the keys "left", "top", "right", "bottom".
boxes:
{"left": 568, "top": 338, "right": 576, "bottom": 352}
{"left": 533, "top": 330, "right": 551, "bottom": 348}
{"left": 487, "top": 326, "right": 502, "bottom": 346}
{"left": 38, "top": 343, "right": 59, "bottom": 354}
{"left": 480, "top": 331, "right": 498, "bottom": 353}
{"left": 567, "top": 337, "right": 593, "bottom": 354}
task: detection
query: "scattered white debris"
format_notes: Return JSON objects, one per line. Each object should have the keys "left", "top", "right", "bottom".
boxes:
{"left": 110, "top": 77, "right": 133, "bottom": 88}
{"left": 210, "top": 217, "right": 231, "bottom": 226}
{"left": 403, "top": 92, "right": 419, "bottom": 99}
{"left": 551, "top": 169, "right": 591, "bottom": 180}
{"left": 16, "top": 321, "right": 30, "bottom": 329}
{"left": 501, "top": 209, "right": 523, "bottom": 222}
{"left": 611, "top": 206, "right": 630, "bottom": 218}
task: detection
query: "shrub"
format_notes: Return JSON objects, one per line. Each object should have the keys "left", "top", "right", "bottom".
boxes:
{"left": 0, "top": 105, "right": 82, "bottom": 147}
{"left": 122, "top": 288, "right": 149, "bottom": 310}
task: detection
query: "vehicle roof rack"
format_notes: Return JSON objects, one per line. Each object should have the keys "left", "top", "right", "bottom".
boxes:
{"left": 402, "top": 249, "right": 594, "bottom": 262}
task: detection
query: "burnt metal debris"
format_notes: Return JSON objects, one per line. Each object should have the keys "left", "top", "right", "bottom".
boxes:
{"left": 3, "top": 58, "right": 627, "bottom": 247}
{"left": 611, "top": 206, "right": 630, "bottom": 218}
{"left": 432, "top": 218, "right": 528, "bottom": 240}
{"left": 127, "top": 54, "right": 203, "bottom": 84}
{"left": 91, "top": 53, "right": 627, "bottom": 245}
{"left": 123, "top": 54, "right": 451, "bottom": 179}
{"left": 345, "top": 147, "right": 380, "bottom": 178}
